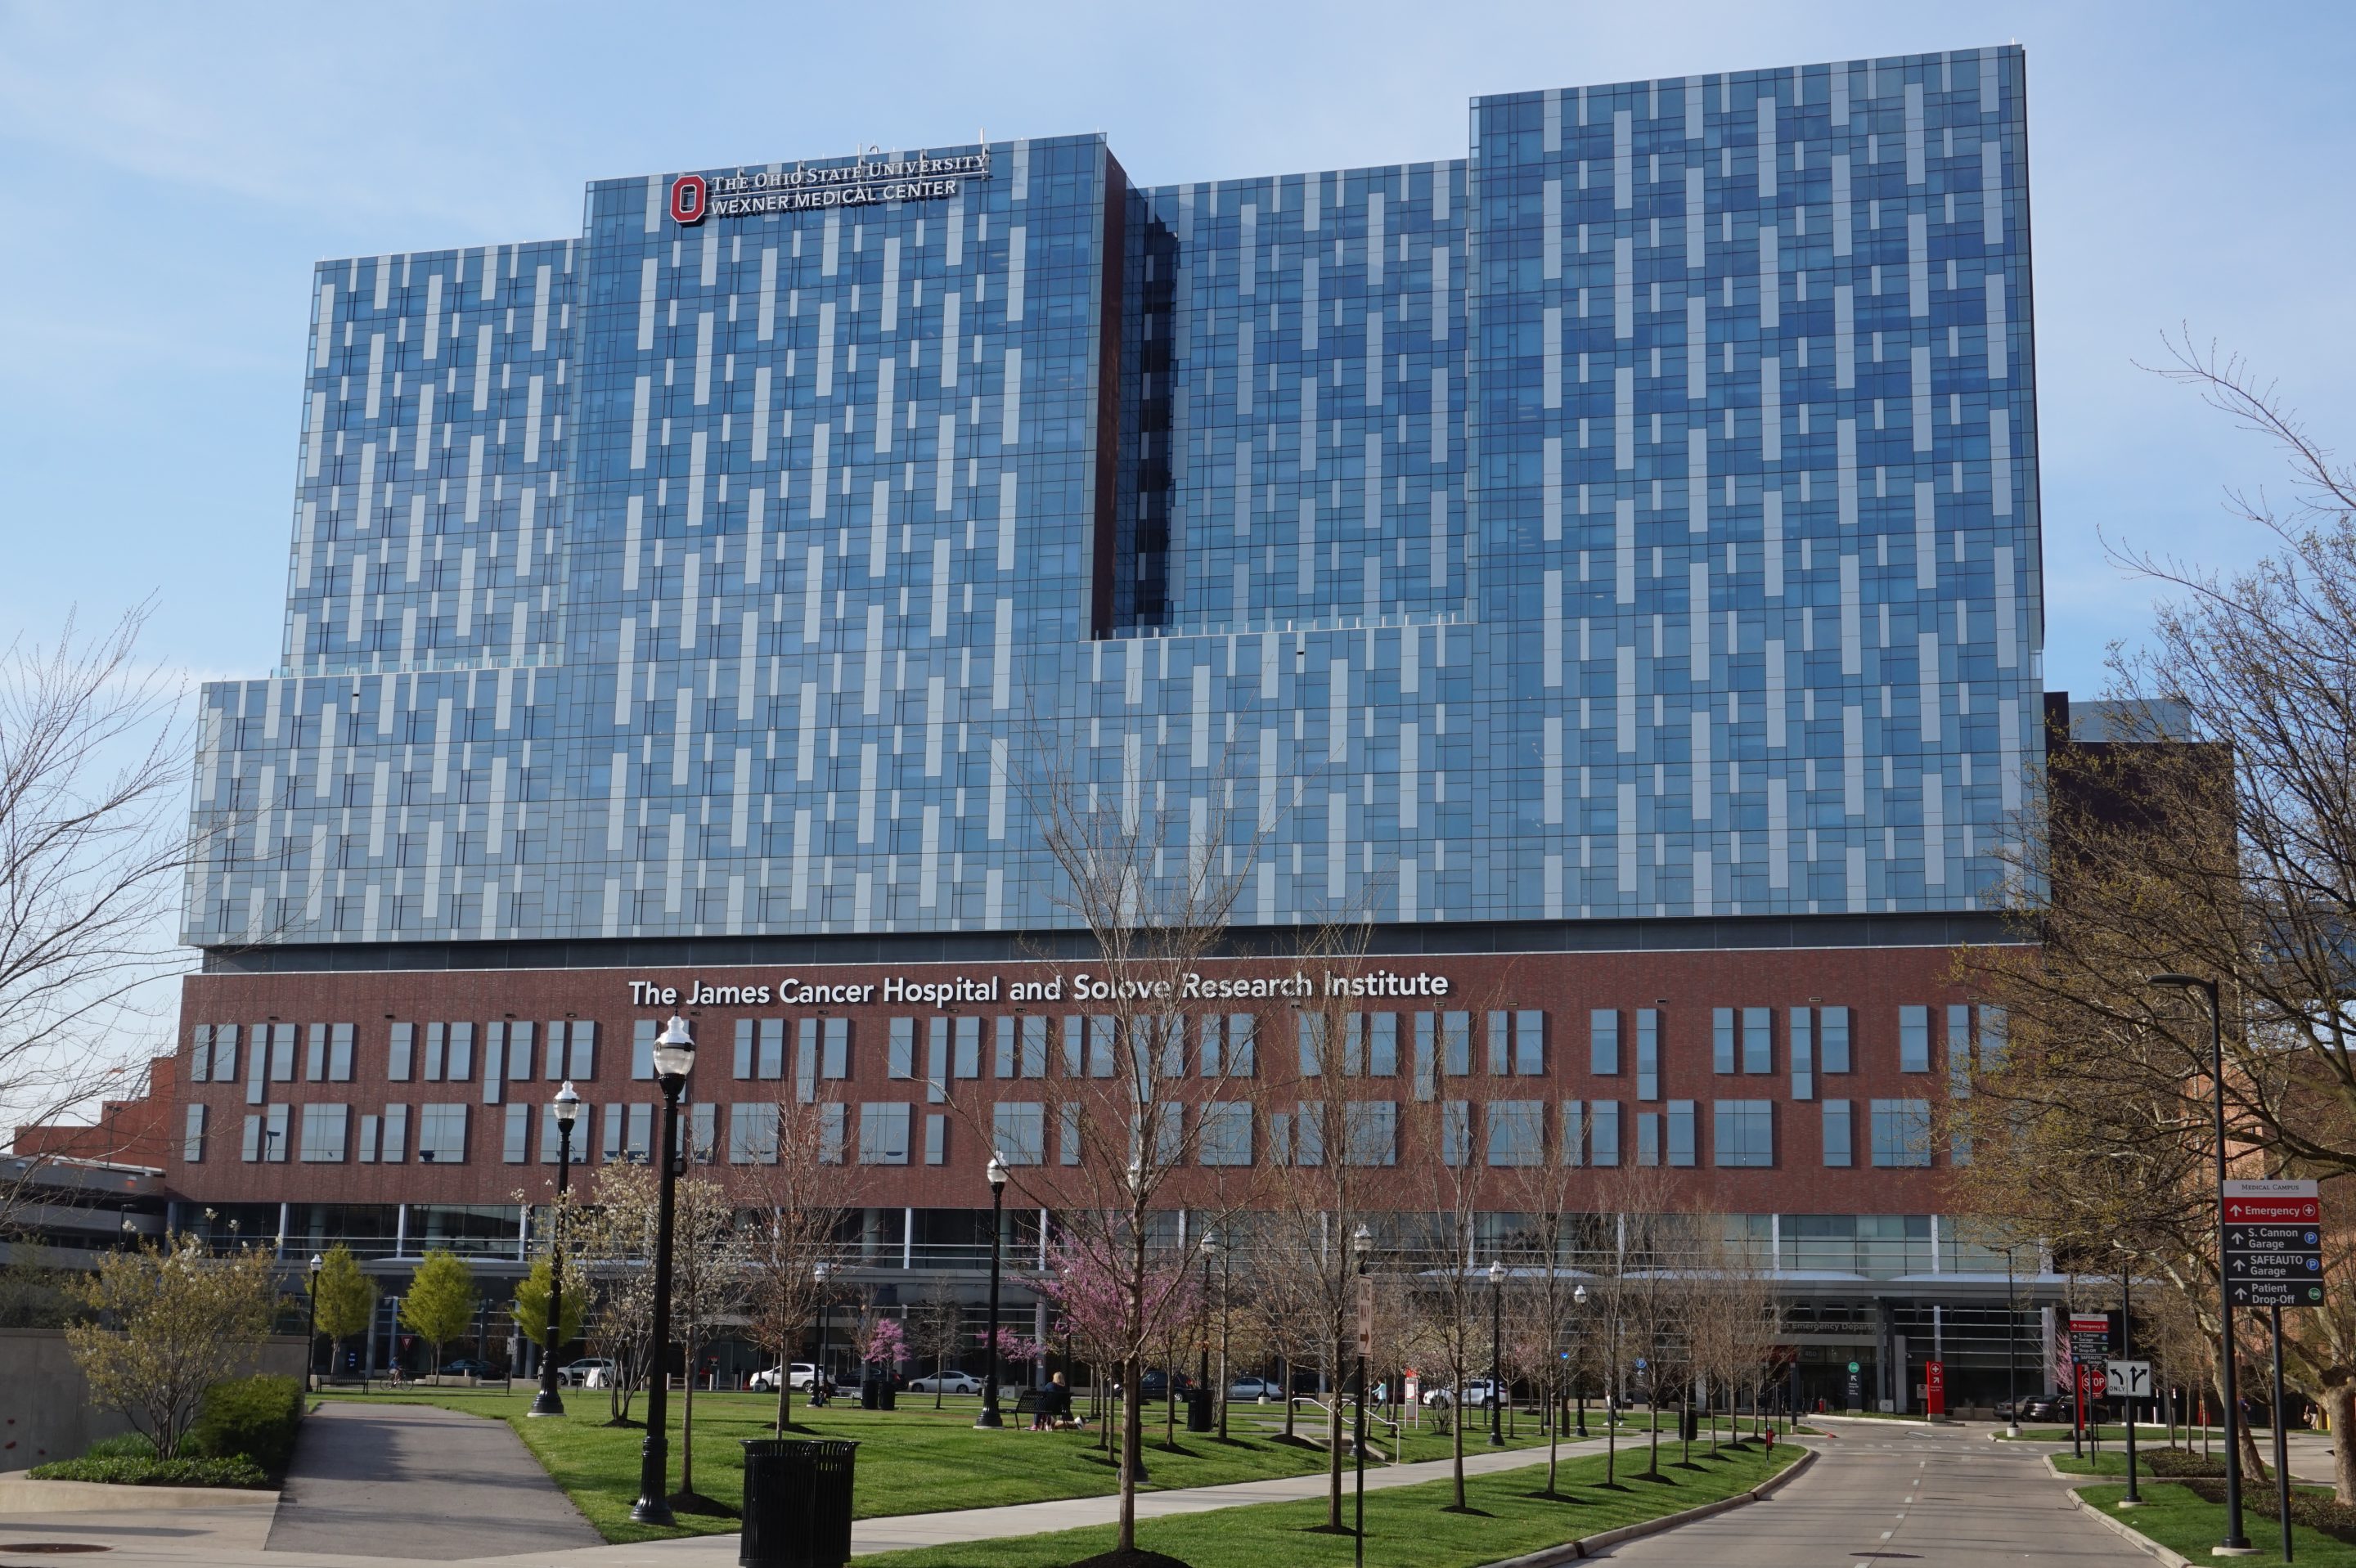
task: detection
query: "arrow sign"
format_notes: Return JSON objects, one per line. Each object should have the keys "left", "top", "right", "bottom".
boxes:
{"left": 2107, "top": 1359, "right": 2153, "bottom": 1400}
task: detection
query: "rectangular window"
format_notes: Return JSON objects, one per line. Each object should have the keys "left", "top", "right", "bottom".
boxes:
{"left": 1514, "top": 1010, "right": 1544, "bottom": 1075}
{"left": 299, "top": 1103, "right": 349, "bottom": 1162}
{"left": 1946, "top": 1004, "right": 1972, "bottom": 1099}
{"left": 1821, "top": 1006, "right": 1851, "bottom": 1073}
{"left": 1150, "top": 1016, "right": 1185, "bottom": 1081}
{"left": 268, "top": 1024, "right": 295, "bottom": 1082}
{"left": 1194, "top": 1014, "right": 1224, "bottom": 1076}
{"left": 888, "top": 1018, "right": 916, "bottom": 1079}
{"left": 246, "top": 1025, "right": 267, "bottom": 1105}
{"left": 994, "top": 1016, "right": 1017, "bottom": 1076}
{"left": 241, "top": 1112, "right": 261, "bottom": 1162}
{"left": 1486, "top": 1099, "right": 1544, "bottom": 1166}
{"left": 1200, "top": 1102, "right": 1252, "bottom": 1166}
{"left": 1636, "top": 1009, "right": 1661, "bottom": 1100}
{"left": 1822, "top": 1099, "right": 1853, "bottom": 1166}
{"left": 1666, "top": 1099, "right": 1697, "bottom": 1166}
{"left": 1589, "top": 1009, "right": 1620, "bottom": 1074}
{"left": 1440, "top": 1099, "right": 1472, "bottom": 1166}
{"left": 1227, "top": 1014, "right": 1256, "bottom": 1076}
{"left": 1636, "top": 1110, "right": 1660, "bottom": 1166}
{"left": 1790, "top": 1008, "right": 1815, "bottom": 1101}
{"left": 1870, "top": 1098, "right": 1932, "bottom": 1167}
{"left": 544, "top": 1021, "right": 567, "bottom": 1079}
{"left": 417, "top": 1103, "right": 467, "bottom": 1164}
{"left": 306, "top": 1024, "right": 329, "bottom": 1081}
{"left": 1060, "top": 1015, "right": 1084, "bottom": 1076}
{"left": 857, "top": 1097, "right": 909, "bottom": 1158}
{"left": 1149, "top": 1102, "right": 1183, "bottom": 1168}
{"left": 795, "top": 1019, "right": 819, "bottom": 1100}
{"left": 1899, "top": 1006, "right": 1931, "bottom": 1072}
{"left": 182, "top": 1103, "right": 207, "bottom": 1162}
{"left": 1977, "top": 1006, "right": 2008, "bottom": 1070}
{"left": 925, "top": 1018, "right": 948, "bottom": 1102}
{"left": 633, "top": 1019, "right": 656, "bottom": 1080}
{"left": 1270, "top": 1111, "right": 1292, "bottom": 1166}
{"left": 1560, "top": 1099, "right": 1584, "bottom": 1166}
{"left": 1059, "top": 1102, "right": 1081, "bottom": 1165}
{"left": 924, "top": 1112, "right": 946, "bottom": 1165}
{"left": 1294, "top": 1102, "right": 1325, "bottom": 1166}
{"left": 190, "top": 1024, "right": 213, "bottom": 1083}
{"left": 624, "top": 1104, "right": 654, "bottom": 1161}
{"left": 1711, "top": 1099, "right": 1774, "bottom": 1167}
{"left": 1345, "top": 1100, "right": 1398, "bottom": 1166}
{"left": 425, "top": 1023, "right": 446, "bottom": 1081}
{"left": 1086, "top": 1016, "right": 1114, "bottom": 1076}
{"left": 483, "top": 1022, "right": 506, "bottom": 1105}
{"left": 263, "top": 1103, "right": 289, "bottom": 1161}
{"left": 213, "top": 1022, "right": 240, "bottom": 1083}
{"left": 1486, "top": 1011, "right": 1510, "bottom": 1075}
{"left": 1441, "top": 1011, "right": 1471, "bottom": 1076}
{"left": 568, "top": 1020, "right": 596, "bottom": 1080}
{"left": 1298, "top": 1013, "right": 1326, "bottom": 1076}
{"left": 1742, "top": 1008, "right": 1772, "bottom": 1073}
{"left": 820, "top": 1102, "right": 846, "bottom": 1164}
{"left": 759, "top": 1019, "right": 785, "bottom": 1080}
{"left": 502, "top": 1102, "right": 531, "bottom": 1163}
{"left": 994, "top": 1101, "right": 1045, "bottom": 1164}
{"left": 731, "top": 1103, "right": 778, "bottom": 1164}
{"left": 735, "top": 1019, "right": 758, "bottom": 1079}
{"left": 1713, "top": 1008, "right": 1735, "bottom": 1074}
{"left": 1367, "top": 1013, "right": 1399, "bottom": 1076}
{"left": 822, "top": 1018, "right": 850, "bottom": 1078}
{"left": 380, "top": 1103, "right": 408, "bottom": 1163}
{"left": 600, "top": 1103, "right": 623, "bottom": 1162}
{"left": 1590, "top": 1100, "right": 1621, "bottom": 1166}
{"left": 687, "top": 1102, "right": 717, "bottom": 1163}
{"left": 953, "top": 1016, "right": 982, "bottom": 1079}
{"left": 357, "top": 1112, "right": 380, "bottom": 1163}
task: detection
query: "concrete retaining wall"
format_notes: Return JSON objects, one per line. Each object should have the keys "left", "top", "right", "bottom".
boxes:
{"left": 0, "top": 1328, "right": 307, "bottom": 1468}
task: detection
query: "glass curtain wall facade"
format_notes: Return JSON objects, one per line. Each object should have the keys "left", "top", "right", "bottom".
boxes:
{"left": 185, "top": 47, "right": 2036, "bottom": 950}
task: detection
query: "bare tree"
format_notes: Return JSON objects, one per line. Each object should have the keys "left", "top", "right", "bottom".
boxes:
{"left": 740, "top": 1092, "right": 859, "bottom": 1434}
{"left": 1399, "top": 1082, "right": 1496, "bottom": 1513}
{"left": 1502, "top": 1107, "right": 1605, "bottom": 1494}
{"left": 966, "top": 722, "right": 1268, "bottom": 1560}
{"left": 2, "top": 604, "right": 201, "bottom": 1224}
{"left": 911, "top": 1276, "right": 965, "bottom": 1410}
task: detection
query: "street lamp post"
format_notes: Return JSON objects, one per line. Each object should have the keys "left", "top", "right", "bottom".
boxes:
{"left": 1573, "top": 1283, "right": 1590, "bottom": 1438}
{"left": 530, "top": 1082, "right": 581, "bottom": 1418}
{"left": 630, "top": 1016, "right": 696, "bottom": 1527}
{"left": 1488, "top": 1259, "right": 1507, "bottom": 1448}
{"left": 1197, "top": 1230, "right": 1216, "bottom": 1422}
{"left": 2000, "top": 1244, "right": 2021, "bottom": 1438}
{"left": 304, "top": 1254, "right": 322, "bottom": 1391}
{"left": 978, "top": 1155, "right": 1008, "bottom": 1429}
{"left": 814, "top": 1261, "right": 832, "bottom": 1398}
{"left": 2149, "top": 973, "right": 2253, "bottom": 1554}
{"left": 1351, "top": 1224, "right": 1373, "bottom": 1568}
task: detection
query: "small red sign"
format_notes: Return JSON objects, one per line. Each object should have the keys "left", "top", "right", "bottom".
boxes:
{"left": 2225, "top": 1197, "right": 2321, "bottom": 1224}
{"left": 670, "top": 174, "right": 709, "bottom": 226}
{"left": 1925, "top": 1359, "right": 1946, "bottom": 1417}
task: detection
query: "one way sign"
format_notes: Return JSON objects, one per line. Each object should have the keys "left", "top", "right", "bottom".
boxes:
{"left": 2106, "top": 1359, "right": 2153, "bottom": 1400}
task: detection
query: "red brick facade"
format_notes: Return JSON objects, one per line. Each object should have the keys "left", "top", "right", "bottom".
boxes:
{"left": 165, "top": 942, "right": 1977, "bottom": 1216}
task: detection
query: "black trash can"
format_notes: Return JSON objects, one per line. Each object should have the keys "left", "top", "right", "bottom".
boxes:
{"left": 1679, "top": 1404, "right": 1699, "bottom": 1442}
{"left": 879, "top": 1378, "right": 897, "bottom": 1412}
{"left": 740, "top": 1438, "right": 858, "bottom": 1568}
{"left": 859, "top": 1377, "right": 882, "bottom": 1410}
{"left": 1185, "top": 1388, "right": 1214, "bottom": 1433}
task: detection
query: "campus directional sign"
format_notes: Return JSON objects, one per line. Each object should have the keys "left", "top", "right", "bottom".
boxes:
{"left": 2222, "top": 1179, "right": 2325, "bottom": 1308}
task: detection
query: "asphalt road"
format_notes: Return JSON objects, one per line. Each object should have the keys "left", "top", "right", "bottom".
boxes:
{"left": 263, "top": 1401, "right": 603, "bottom": 1560}
{"left": 1601, "top": 1421, "right": 2148, "bottom": 1567}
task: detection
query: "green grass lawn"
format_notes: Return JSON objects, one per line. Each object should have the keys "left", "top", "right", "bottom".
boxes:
{"left": 2004, "top": 1422, "right": 2206, "bottom": 1443}
{"left": 859, "top": 1436, "right": 1796, "bottom": 1568}
{"left": 320, "top": 1388, "right": 1653, "bottom": 1545}
{"left": 2079, "top": 1482, "right": 2356, "bottom": 1568}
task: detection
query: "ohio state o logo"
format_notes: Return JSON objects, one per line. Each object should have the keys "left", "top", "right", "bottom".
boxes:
{"left": 670, "top": 175, "right": 708, "bottom": 226}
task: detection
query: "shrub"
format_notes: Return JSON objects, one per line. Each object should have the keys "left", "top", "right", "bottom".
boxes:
{"left": 2145, "top": 1447, "right": 2227, "bottom": 1478}
{"left": 29, "top": 1454, "right": 270, "bottom": 1488}
{"left": 187, "top": 1374, "right": 304, "bottom": 1474}
{"left": 2180, "top": 1477, "right": 2356, "bottom": 1543}
{"left": 82, "top": 1431, "right": 158, "bottom": 1460}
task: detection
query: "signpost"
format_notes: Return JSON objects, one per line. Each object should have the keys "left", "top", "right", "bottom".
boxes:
{"left": 1925, "top": 1359, "right": 1946, "bottom": 1418}
{"left": 2069, "top": 1314, "right": 2109, "bottom": 1458}
{"left": 2106, "top": 1360, "right": 2152, "bottom": 1400}
{"left": 2223, "top": 1181, "right": 2325, "bottom": 1310}
{"left": 1846, "top": 1359, "right": 1861, "bottom": 1412}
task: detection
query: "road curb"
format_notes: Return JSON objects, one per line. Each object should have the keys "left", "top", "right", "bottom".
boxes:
{"left": 1475, "top": 1444, "right": 1818, "bottom": 1566}
{"left": 2067, "top": 1482, "right": 2194, "bottom": 1568}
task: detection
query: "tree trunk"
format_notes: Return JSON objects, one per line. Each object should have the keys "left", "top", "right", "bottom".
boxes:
{"left": 1544, "top": 1373, "right": 1560, "bottom": 1495}
{"left": 934, "top": 1355, "right": 945, "bottom": 1409}
{"left": 2327, "top": 1383, "right": 2356, "bottom": 1505}
{"left": 1117, "top": 1359, "right": 1143, "bottom": 1552}
{"left": 1282, "top": 1354, "right": 1296, "bottom": 1440}
{"left": 775, "top": 1350, "right": 791, "bottom": 1437}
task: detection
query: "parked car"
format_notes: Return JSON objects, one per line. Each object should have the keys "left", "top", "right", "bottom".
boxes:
{"left": 1227, "top": 1375, "right": 1283, "bottom": 1402}
{"left": 749, "top": 1363, "right": 821, "bottom": 1393}
{"left": 440, "top": 1357, "right": 500, "bottom": 1379}
{"left": 1423, "top": 1378, "right": 1502, "bottom": 1410}
{"left": 560, "top": 1358, "right": 616, "bottom": 1387}
{"left": 907, "top": 1370, "right": 984, "bottom": 1395}
{"left": 1117, "top": 1369, "right": 1194, "bottom": 1400}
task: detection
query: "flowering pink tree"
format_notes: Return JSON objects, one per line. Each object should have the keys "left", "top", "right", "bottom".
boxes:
{"left": 853, "top": 1311, "right": 906, "bottom": 1375}
{"left": 982, "top": 1325, "right": 1045, "bottom": 1380}
{"left": 1036, "top": 1242, "right": 1200, "bottom": 1443}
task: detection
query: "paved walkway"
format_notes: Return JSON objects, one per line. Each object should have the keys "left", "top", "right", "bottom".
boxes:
{"left": 1604, "top": 1417, "right": 2148, "bottom": 1568}
{"left": 263, "top": 1402, "right": 602, "bottom": 1560}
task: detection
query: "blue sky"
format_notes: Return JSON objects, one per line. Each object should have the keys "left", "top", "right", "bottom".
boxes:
{"left": 3, "top": 0, "right": 2351, "bottom": 699}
